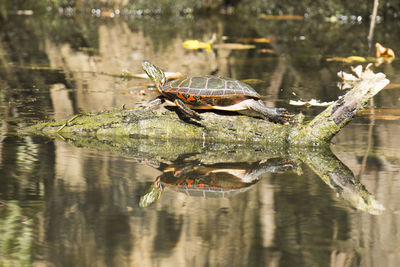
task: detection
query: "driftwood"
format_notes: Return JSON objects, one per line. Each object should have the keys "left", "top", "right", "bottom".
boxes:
{"left": 29, "top": 66, "right": 389, "bottom": 146}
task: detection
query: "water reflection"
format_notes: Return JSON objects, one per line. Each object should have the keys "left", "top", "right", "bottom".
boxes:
{"left": 140, "top": 158, "right": 294, "bottom": 207}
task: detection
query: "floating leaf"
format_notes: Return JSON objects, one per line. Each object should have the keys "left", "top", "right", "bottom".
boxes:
{"left": 259, "top": 14, "right": 304, "bottom": 20}
{"left": 384, "top": 83, "right": 400, "bottom": 90}
{"left": 326, "top": 56, "right": 367, "bottom": 63}
{"left": 375, "top": 43, "right": 395, "bottom": 59}
{"left": 236, "top": 37, "right": 276, "bottom": 43}
{"left": 182, "top": 40, "right": 212, "bottom": 52}
{"left": 375, "top": 43, "right": 395, "bottom": 66}
{"left": 358, "top": 108, "right": 400, "bottom": 115}
{"left": 213, "top": 43, "right": 255, "bottom": 50}
{"left": 357, "top": 111, "right": 400, "bottom": 120}
{"left": 259, "top": 48, "right": 276, "bottom": 54}
{"left": 240, "top": 79, "right": 264, "bottom": 85}
{"left": 289, "top": 99, "right": 334, "bottom": 107}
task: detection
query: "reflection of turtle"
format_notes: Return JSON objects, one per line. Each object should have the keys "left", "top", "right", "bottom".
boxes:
{"left": 142, "top": 61, "right": 292, "bottom": 123}
{"left": 139, "top": 159, "right": 293, "bottom": 207}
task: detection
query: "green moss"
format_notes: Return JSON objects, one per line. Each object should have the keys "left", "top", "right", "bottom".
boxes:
{"left": 27, "top": 107, "right": 293, "bottom": 144}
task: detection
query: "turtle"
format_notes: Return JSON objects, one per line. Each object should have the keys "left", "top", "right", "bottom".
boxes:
{"left": 142, "top": 61, "right": 292, "bottom": 123}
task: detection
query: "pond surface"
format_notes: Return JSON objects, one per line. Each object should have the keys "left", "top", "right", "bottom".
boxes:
{"left": 1, "top": 11, "right": 400, "bottom": 267}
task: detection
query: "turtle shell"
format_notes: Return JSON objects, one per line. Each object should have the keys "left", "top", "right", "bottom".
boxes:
{"left": 162, "top": 75, "right": 261, "bottom": 108}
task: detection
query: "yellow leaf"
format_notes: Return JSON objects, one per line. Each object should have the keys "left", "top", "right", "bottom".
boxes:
{"left": 182, "top": 40, "right": 212, "bottom": 52}
{"left": 346, "top": 56, "right": 366, "bottom": 62}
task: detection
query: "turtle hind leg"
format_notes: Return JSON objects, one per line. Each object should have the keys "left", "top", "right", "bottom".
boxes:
{"left": 244, "top": 99, "right": 292, "bottom": 124}
{"left": 174, "top": 99, "right": 202, "bottom": 121}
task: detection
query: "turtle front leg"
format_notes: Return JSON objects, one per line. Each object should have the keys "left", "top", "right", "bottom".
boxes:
{"left": 174, "top": 99, "right": 202, "bottom": 120}
{"left": 245, "top": 99, "right": 292, "bottom": 124}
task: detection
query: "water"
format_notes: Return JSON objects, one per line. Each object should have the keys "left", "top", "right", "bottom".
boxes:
{"left": 1, "top": 11, "right": 400, "bottom": 267}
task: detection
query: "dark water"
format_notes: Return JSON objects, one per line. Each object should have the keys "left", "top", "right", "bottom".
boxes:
{"left": 1, "top": 11, "right": 400, "bottom": 267}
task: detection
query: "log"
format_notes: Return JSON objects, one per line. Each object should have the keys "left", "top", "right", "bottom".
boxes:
{"left": 29, "top": 66, "right": 389, "bottom": 146}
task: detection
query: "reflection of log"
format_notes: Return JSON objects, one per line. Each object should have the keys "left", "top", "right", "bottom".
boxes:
{"left": 44, "top": 135, "right": 384, "bottom": 214}
{"left": 29, "top": 67, "right": 389, "bottom": 146}
{"left": 292, "top": 146, "right": 385, "bottom": 214}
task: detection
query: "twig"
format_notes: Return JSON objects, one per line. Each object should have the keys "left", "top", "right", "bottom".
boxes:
{"left": 57, "top": 114, "right": 85, "bottom": 132}
{"left": 367, "top": 0, "right": 379, "bottom": 55}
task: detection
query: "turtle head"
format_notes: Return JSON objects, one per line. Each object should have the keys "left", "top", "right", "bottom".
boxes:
{"left": 142, "top": 61, "right": 166, "bottom": 86}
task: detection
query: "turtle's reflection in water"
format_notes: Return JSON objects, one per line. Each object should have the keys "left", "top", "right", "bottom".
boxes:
{"left": 140, "top": 158, "right": 294, "bottom": 207}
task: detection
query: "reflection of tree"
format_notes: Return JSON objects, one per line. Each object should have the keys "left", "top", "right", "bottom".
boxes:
{"left": 0, "top": 201, "right": 35, "bottom": 267}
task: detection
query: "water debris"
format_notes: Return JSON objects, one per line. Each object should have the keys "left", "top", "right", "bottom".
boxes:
{"left": 212, "top": 43, "right": 256, "bottom": 50}
{"left": 259, "top": 49, "right": 276, "bottom": 54}
{"left": 240, "top": 79, "right": 264, "bottom": 85}
{"left": 78, "top": 47, "right": 98, "bottom": 53}
{"left": 105, "top": 71, "right": 184, "bottom": 81}
{"left": 183, "top": 35, "right": 258, "bottom": 52}
{"left": 376, "top": 43, "right": 395, "bottom": 58}
{"left": 375, "top": 42, "right": 395, "bottom": 66}
{"left": 326, "top": 56, "right": 368, "bottom": 63}
{"left": 337, "top": 64, "right": 374, "bottom": 90}
{"left": 358, "top": 108, "right": 400, "bottom": 120}
{"left": 236, "top": 37, "right": 276, "bottom": 43}
{"left": 384, "top": 83, "right": 400, "bottom": 90}
{"left": 326, "top": 43, "right": 395, "bottom": 66}
{"left": 17, "top": 65, "right": 62, "bottom": 71}
{"left": 259, "top": 14, "right": 304, "bottom": 20}
{"left": 289, "top": 99, "right": 334, "bottom": 107}
{"left": 182, "top": 40, "right": 212, "bottom": 52}
{"left": 16, "top": 10, "right": 34, "bottom": 15}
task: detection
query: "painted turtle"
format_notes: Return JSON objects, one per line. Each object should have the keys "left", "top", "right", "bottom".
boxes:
{"left": 142, "top": 61, "right": 292, "bottom": 123}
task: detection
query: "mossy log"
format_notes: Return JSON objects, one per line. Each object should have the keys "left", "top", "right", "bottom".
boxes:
{"left": 29, "top": 67, "right": 389, "bottom": 146}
